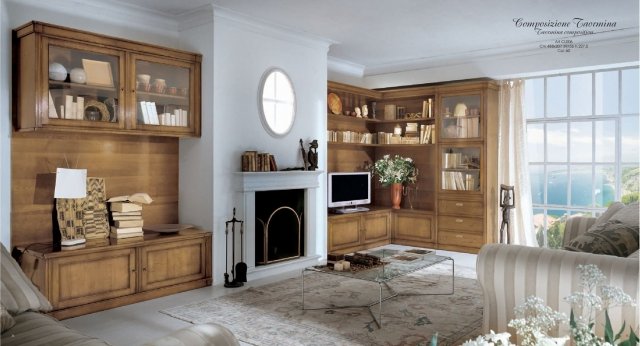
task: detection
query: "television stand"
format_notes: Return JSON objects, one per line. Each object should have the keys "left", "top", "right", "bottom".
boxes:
{"left": 332, "top": 206, "right": 370, "bottom": 214}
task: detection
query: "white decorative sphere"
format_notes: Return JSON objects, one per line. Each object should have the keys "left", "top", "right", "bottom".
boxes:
{"left": 48, "top": 62, "right": 67, "bottom": 81}
{"left": 70, "top": 68, "right": 86, "bottom": 84}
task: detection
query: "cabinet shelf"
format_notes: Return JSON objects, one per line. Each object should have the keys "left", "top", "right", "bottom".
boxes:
{"left": 136, "top": 91, "right": 188, "bottom": 102}
{"left": 328, "top": 142, "right": 434, "bottom": 148}
{"left": 49, "top": 80, "right": 117, "bottom": 92}
{"left": 328, "top": 113, "right": 434, "bottom": 124}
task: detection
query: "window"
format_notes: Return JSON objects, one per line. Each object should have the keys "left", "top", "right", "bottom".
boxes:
{"left": 259, "top": 68, "right": 296, "bottom": 137}
{"left": 524, "top": 67, "right": 639, "bottom": 248}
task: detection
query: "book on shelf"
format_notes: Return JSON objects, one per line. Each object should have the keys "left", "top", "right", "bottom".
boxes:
{"left": 108, "top": 192, "right": 153, "bottom": 204}
{"left": 241, "top": 151, "right": 276, "bottom": 172}
{"left": 139, "top": 101, "right": 150, "bottom": 124}
{"left": 111, "top": 211, "right": 142, "bottom": 216}
{"left": 110, "top": 202, "right": 143, "bottom": 212}
{"left": 109, "top": 231, "right": 144, "bottom": 239}
{"left": 111, "top": 215, "right": 143, "bottom": 221}
{"left": 113, "top": 219, "right": 144, "bottom": 228}
{"left": 383, "top": 104, "right": 396, "bottom": 120}
{"left": 48, "top": 91, "right": 58, "bottom": 118}
{"left": 110, "top": 226, "right": 143, "bottom": 234}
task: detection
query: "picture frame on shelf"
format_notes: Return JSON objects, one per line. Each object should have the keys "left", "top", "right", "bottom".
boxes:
{"left": 82, "top": 59, "right": 114, "bottom": 87}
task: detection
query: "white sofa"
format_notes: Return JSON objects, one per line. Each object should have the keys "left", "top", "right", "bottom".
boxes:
{"left": 477, "top": 207, "right": 639, "bottom": 339}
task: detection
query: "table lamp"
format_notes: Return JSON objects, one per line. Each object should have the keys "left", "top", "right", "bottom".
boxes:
{"left": 54, "top": 168, "right": 88, "bottom": 246}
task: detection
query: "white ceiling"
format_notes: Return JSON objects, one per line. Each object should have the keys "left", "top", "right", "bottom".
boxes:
{"left": 113, "top": 0, "right": 639, "bottom": 76}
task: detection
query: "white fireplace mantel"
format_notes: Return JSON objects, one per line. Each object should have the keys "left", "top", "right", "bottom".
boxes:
{"left": 234, "top": 170, "right": 323, "bottom": 281}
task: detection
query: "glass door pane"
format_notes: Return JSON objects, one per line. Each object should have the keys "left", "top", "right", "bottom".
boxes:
{"left": 135, "top": 60, "right": 190, "bottom": 128}
{"left": 48, "top": 44, "right": 120, "bottom": 125}
{"left": 440, "top": 94, "right": 481, "bottom": 139}
{"left": 440, "top": 146, "right": 481, "bottom": 191}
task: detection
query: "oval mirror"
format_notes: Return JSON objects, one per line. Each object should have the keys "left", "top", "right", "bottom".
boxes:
{"left": 259, "top": 68, "right": 296, "bottom": 137}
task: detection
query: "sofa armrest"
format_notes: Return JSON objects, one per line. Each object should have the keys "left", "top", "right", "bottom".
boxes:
{"left": 477, "top": 244, "right": 638, "bottom": 338}
{"left": 144, "top": 323, "right": 240, "bottom": 346}
{"left": 562, "top": 214, "right": 597, "bottom": 247}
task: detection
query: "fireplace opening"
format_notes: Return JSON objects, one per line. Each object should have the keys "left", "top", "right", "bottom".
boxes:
{"left": 255, "top": 189, "right": 304, "bottom": 265}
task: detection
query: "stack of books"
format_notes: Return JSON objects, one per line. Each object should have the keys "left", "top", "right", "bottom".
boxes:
{"left": 107, "top": 193, "right": 153, "bottom": 239}
{"left": 241, "top": 151, "right": 277, "bottom": 172}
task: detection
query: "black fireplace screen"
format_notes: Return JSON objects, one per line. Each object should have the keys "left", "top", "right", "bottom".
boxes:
{"left": 255, "top": 189, "right": 304, "bottom": 265}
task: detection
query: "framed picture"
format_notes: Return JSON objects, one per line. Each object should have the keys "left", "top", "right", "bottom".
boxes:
{"left": 82, "top": 59, "right": 114, "bottom": 87}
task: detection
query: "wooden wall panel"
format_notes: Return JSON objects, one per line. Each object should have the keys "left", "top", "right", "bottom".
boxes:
{"left": 11, "top": 131, "right": 179, "bottom": 246}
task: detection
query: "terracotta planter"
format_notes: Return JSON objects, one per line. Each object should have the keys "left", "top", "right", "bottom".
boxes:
{"left": 390, "top": 183, "right": 402, "bottom": 209}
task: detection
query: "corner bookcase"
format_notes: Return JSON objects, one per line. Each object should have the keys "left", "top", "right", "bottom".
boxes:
{"left": 327, "top": 80, "right": 499, "bottom": 254}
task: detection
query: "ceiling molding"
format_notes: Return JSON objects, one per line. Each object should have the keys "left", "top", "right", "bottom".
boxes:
{"left": 362, "top": 28, "right": 640, "bottom": 76}
{"left": 212, "top": 5, "right": 333, "bottom": 52}
{"left": 327, "top": 56, "right": 365, "bottom": 78}
{"left": 5, "top": 0, "right": 180, "bottom": 36}
{"left": 177, "top": 4, "right": 214, "bottom": 31}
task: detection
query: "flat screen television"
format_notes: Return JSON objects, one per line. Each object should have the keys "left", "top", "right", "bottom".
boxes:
{"left": 328, "top": 172, "right": 371, "bottom": 213}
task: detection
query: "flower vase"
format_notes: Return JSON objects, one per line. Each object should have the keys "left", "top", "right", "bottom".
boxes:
{"left": 390, "top": 183, "right": 402, "bottom": 209}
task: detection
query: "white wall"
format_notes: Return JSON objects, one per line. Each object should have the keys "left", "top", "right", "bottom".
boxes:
{"left": 0, "top": 0, "right": 9, "bottom": 247}
{"left": 209, "top": 9, "right": 329, "bottom": 284}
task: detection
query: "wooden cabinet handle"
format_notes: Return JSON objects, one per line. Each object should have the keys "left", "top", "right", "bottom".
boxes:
{"left": 143, "top": 267, "right": 147, "bottom": 271}
{"left": 456, "top": 219, "right": 464, "bottom": 223}
{"left": 131, "top": 268, "right": 136, "bottom": 272}
{"left": 455, "top": 203, "right": 464, "bottom": 207}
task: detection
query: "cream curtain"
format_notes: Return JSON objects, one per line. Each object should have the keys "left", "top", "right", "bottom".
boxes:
{"left": 498, "top": 80, "right": 537, "bottom": 246}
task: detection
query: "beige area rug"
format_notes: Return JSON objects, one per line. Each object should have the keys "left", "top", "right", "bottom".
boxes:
{"left": 161, "top": 263, "right": 482, "bottom": 346}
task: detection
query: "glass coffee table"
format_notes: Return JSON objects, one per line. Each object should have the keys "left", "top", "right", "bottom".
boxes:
{"left": 301, "top": 248, "right": 454, "bottom": 328}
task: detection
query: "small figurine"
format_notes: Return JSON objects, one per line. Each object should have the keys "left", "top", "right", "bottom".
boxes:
{"left": 362, "top": 105, "right": 369, "bottom": 118}
{"left": 307, "top": 139, "right": 319, "bottom": 171}
{"left": 299, "top": 139, "right": 308, "bottom": 171}
{"left": 354, "top": 107, "right": 362, "bottom": 118}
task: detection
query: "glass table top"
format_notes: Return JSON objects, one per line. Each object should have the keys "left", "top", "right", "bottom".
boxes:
{"left": 305, "top": 248, "right": 452, "bottom": 283}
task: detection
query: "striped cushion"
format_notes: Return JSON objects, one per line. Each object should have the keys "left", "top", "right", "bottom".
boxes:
{"left": 1, "top": 304, "right": 15, "bottom": 332}
{"left": 1, "top": 244, "right": 52, "bottom": 314}
{"left": 0, "top": 311, "right": 109, "bottom": 346}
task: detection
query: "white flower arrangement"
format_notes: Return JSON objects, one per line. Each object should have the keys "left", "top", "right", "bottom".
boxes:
{"left": 372, "top": 154, "right": 417, "bottom": 186}
{"left": 460, "top": 264, "right": 637, "bottom": 346}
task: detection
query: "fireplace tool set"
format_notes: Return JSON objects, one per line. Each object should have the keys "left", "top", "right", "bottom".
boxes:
{"left": 224, "top": 208, "right": 247, "bottom": 288}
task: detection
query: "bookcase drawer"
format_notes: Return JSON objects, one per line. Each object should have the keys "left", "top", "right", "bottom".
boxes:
{"left": 438, "top": 215, "right": 484, "bottom": 233}
{"left": 438, "top": 199, "right": 483, "bottom": 217}
{"left": 438, "top": 231, "right": 484, "bottom": 248}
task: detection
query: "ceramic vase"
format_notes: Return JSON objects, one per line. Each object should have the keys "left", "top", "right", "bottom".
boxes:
{"left": 390, "top": 183, "right": 402, "bottom": 209}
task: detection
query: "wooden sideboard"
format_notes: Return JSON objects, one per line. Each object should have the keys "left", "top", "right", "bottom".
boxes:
{"left": 19, "top": 229, "right": 212, "bottom": 320}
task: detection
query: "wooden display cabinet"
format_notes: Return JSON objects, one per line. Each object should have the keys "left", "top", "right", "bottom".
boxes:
{"left": 327, "top": 209, "right": 391, "bottom": 253}
{"left": 13, "top": 21, "right": 201, "bottom": 137}
{"left": 327, "top": 80, "right": 499, "bottom": 254}
{"left": 19, "top": 229, "right": 212, "bottom": 319}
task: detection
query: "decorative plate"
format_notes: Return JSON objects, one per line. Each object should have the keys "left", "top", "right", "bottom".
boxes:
{"left": 143, "top": 224, "right": 194, "bottom": 234}
{"left": 327, "top": 93, "right": 342, "bottom": 115}
{"left": 84, "top": 100, "right": 110, "bottom": 121}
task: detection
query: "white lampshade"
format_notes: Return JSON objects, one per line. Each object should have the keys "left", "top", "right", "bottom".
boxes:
{"left": 54, "top": 168, "right": 87, "bottom": 198}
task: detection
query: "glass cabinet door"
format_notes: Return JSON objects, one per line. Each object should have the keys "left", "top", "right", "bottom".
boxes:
{"left": 440, "top": 145, "right": 482, "bottom": 192}
{"left": 439, "top": 94, "right": 482, "bottom": 140}
{"left": 45, "top": 39, "right": 124, "bottom": 129}
{"left": 131, "top": 56, "right": 194, "bottom": 134}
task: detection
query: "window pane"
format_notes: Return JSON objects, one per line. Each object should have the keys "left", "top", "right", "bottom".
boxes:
{"left": 595, "top": 165, "right": 616, "bottom": 207}
{"left": 263, "top": 74, "right": 275, "bottom": 99}
{"left": 546, "top": 209, "right": 568, "bottom": 249}
{"left": 594, "top": 120, "right": 615, "bottom": 162}
{"left": 547, "top": 122, "right": 567, "bottom": 162}
{"left": 570, "top": 121, "right": 592, "bottom": 163}
{"left": 547, "top": 76, "right": 567, "bottom": 117}
{"left": 570, "top": 165, "right": 592, "bottom": 207}
{"left": 621, "top": 68, "right": 639, "bottom": 114}
{"left": 570, "top": 73, "right": 592, "bottom": 116}
{"left": 547, "top": 165, "right": 568, "bottom": 205}
{"left": 595, "top": 71, "right": 619, "bottom": 115}
{"left": 524, "top": 78, "right": 544, "bottom": 119}
{"left": 621, "top": 165, "right": 639, "bottom": 204}
{"left": 621, "top": 116, "right": 639, "bottom": 163}
{"left": 527, "top": 123, "right": 544, "bottom": 162}
{"left": 530, "top": 164, "right": 545, "bottom": 204}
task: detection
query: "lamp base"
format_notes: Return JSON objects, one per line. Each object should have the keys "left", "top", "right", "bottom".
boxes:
{"left": 61, "top": 238, "right": 87, "bottom": 246}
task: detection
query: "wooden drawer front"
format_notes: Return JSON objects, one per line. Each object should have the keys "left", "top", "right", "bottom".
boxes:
{"left": 51, "top": 248, "right": 136, "bottom": 309}
{"left": 363, "top": 213, "right": 390, "bottom": 243}
{"left": 438, "top": 231, "right": 484, "bottom": 248}
{"left": 438, "top": 199, "right": 484, "bottom": 217}
{"left": 438, "top": 215, "right": 484, "bottom": 233}
{"left": 394, "top": 214, "right": 434, "bottom": 242}
{"left": 140, "top": 239, "right": 206, "bottom": 291}
{"left": 328, "top": 216, "right": 361, "bottom": 251}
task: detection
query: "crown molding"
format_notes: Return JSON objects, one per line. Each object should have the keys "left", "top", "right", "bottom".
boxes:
{"left": 4, "top": 0, "right": 179, "bottom": 36}
{"left": 177, "top": 4, "right": 214, "bottom": 31}
{"left": 212, "top": 5, "right": 332, "bottom": 52}
{"left": 327, "top": 56, "right": 365, "bottom": 78}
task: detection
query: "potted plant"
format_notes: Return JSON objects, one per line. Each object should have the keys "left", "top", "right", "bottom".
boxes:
{"left": 372, "top": 154, "right": 418, "bottom": 209}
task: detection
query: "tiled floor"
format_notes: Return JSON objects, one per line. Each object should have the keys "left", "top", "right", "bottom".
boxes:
{"left": 62, "top": 248, "right": 477, "bottom": 345}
